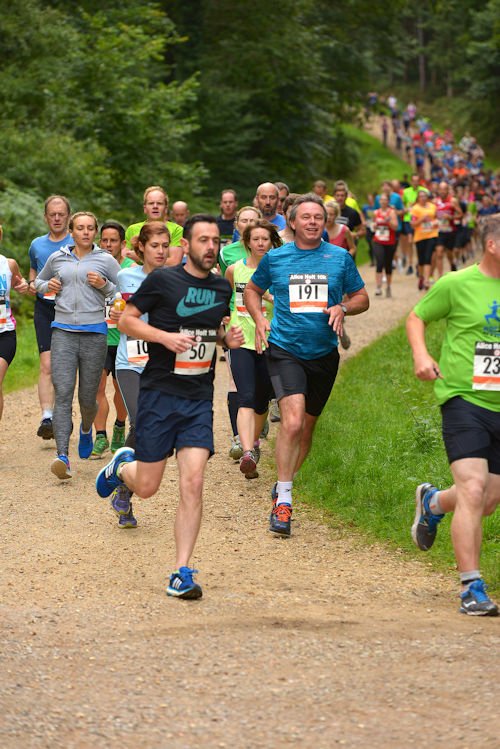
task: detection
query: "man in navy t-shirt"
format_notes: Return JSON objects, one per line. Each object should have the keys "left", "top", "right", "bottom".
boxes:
{"left": 245, "top": 193, "right": 369, "bottom": 536}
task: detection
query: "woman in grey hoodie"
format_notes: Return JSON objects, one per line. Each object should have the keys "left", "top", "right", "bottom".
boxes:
{"left": 35, "top": 212, "right": 121, "bottom": 479}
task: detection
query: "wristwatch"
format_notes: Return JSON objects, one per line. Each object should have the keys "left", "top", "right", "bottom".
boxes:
{"left": 340, "top": 304, "right": 347, "bottom": 315}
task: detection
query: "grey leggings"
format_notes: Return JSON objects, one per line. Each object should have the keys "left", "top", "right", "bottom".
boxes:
{"left": 51, "top": 328, "right": 107, "bottom": 455}
{"left": 115, "top": 368, "right": 141, "bottom": 449}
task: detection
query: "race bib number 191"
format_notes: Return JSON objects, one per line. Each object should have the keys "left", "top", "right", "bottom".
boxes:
{"left": 289, "top": 273, "right": 328, "bottom": 314}
{"left": 174, "top": 328, "right": 217, "bottom": 375}
{"left": 473, "top": 342, "right": 500, "bottom": 391}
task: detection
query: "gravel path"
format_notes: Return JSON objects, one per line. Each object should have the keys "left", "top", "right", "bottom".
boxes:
{"left": 1, "top": 264, "right": 498, "bottom": 748}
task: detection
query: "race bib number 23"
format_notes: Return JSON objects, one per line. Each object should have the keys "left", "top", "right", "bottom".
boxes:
{"left": 473, "top": 342, "right": 500, "bottom": 391}
{"left": 289, "top": 273, "right": 328, "bottom": 314}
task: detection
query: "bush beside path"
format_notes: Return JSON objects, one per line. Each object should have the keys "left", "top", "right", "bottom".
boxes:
{"left": 1, "top": 262, "right": 498, "bottom": 748}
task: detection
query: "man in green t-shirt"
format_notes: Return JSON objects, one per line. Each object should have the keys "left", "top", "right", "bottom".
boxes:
{"left": 406, "top": 214, "right": 500, "bottom": 616}
{"left": 125, "top": 185, "right": 183, "bottom": 266}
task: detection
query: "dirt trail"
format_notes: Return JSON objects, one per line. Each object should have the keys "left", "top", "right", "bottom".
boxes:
{"left": 1, "top": 264, "right": 499, "bottom": 748}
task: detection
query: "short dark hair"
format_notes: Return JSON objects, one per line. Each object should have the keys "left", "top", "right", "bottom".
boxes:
{"left": 100, "top": 220, "right": 125, "bottom": 242}
{"left": 275, "top": 181, "right": 290, "bottom": 195}
{"left": 183, "top": 214, "right": 218, "bottom": 242}
{"left": 289, "top": 193, "right": 327, "bottom": 224}
{"left": 221, "top": 189, "right": 237, "bottom": 200}
{"left": 241, "top": 219, "right": 283, "bottom": 251}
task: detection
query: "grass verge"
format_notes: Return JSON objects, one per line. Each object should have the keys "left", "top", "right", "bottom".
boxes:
{"left": 294, "top": 318, "right": 500, "bottom": 594}
{"left": 4, "top": 321, "right": 39, "bottom": 394}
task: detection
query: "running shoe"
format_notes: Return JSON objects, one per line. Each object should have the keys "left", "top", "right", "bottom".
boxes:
{"left": 118, "top": 503, "right": 137, "bottom": 529}
{"left": 269, "top": 503, "right": 292, "bottom": 536}
{"left": 78, "top": 425, "right": 94, "bottom": 459}
{"left": 375, "top": 287, "right": 382, "bottom": 296}
{"left": 460, "top": 580, "right": 499, "bottom": 616}
{"left": 269, "top": 483, "right": 278, "bottom": 520}
{"left": 90, "top": 434, "right": 109, "bottom": 459}
{"left": 259, "top": 419, "right": 269, "bottom": 439}
{"left": 386, "top": 287, "right": 392, "bottom": 298}
{"left": 240, "top": 450, "right": 257, "bottom": 476}
{"left": 95, "top": 447, "right": 135, "bottom": 497}
{"left": 229, "top": 435, "right": 243, "bottom": 461}
{"left": 51, "top": 454, "right": 72, "bottom": 480}
{"left": 167, "top": 567, "right": 202, "bottom": 599}
{"left": 253, "top": 444, "right": 261, "bottom": 464}
{"left": 37, "top": 417, "right": 54, "bottom": 440}
{"left": 418, "top": 277, "right": 424, "bottom": 290}
{"left": 340, "top": 329, "right": 351, "bottom": 350}
{"left": 406, "top": 265, "right": 413, "bottom": 275}
{"left": 110, "top": 484, "right": 132, "bottom": 516}
{"left": 412, "top": 483, "right": 444, "bottom": 551}
{"left": 110, "top": 424, "right": 126, "bottom": 453}
{"left": 269, "top": 400, "right": 281, "bottom": 423}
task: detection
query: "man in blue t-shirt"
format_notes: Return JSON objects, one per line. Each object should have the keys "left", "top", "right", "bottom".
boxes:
{"left": 245, "top": 193, "right": 369, "bottom": 536}
{"left": 28, "top": 195, "right": 71, "bottom": 440}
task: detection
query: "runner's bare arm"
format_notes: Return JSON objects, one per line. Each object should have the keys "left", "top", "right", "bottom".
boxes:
{"left": 406, "top": 310, "right": 443, "bottom": 380}
{"left": 118, "top": 302, "right": 194, "bottom": 354}
{"left": 8, "top": 259, "right": 28, "bottom": 294}
{"left": 244, "top": 279, "right": 271, "bottom": 354}
{"left": 165, "top": 246, "right": 183, "bottom": 267}
{"left": 217, "top": 324, "right": 244, "bottom": 349}
{"left": 323, "top": 287, "right": 369, "bottom": 333}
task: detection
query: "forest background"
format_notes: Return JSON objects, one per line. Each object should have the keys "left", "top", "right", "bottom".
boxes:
{"left": 1, "top": 0, "right": 500, "bottom": 275}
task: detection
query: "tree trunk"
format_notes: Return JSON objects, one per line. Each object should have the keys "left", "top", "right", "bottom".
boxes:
{"left": 417, "top": 15, "right": 426, "bottom": 93}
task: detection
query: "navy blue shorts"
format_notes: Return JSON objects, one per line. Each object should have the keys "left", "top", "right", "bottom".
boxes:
{"left": 441, "top": 396, "right": 500, "bottom": 473}
{"left": 402, "top": 221, "right": 414, "bottom": 236}
{"left": 134, "top": 388, "right": 214, "bottom": 463}
{"left": 0, "top": 330, "right": 16, "bottom": 366}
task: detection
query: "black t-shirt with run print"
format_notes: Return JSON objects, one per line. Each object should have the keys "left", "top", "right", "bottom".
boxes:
{"left": 129, "top": 264, "right": 231, "bottom": 401}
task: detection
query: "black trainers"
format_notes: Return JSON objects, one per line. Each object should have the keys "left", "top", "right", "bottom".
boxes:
{"left": 269, "top": 503, "right": 292, "bottom": 536}
{"left": 37, "top": 417, "right": 54, "bottom": 440}
{"left": 412, "top": 483, "right": 444, "bottom": 551}
{"left": 460, "top": 580, "right": 499, "bottom": 616}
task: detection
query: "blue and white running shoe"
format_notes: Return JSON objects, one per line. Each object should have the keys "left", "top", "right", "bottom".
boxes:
{"left": 460, "top": 580, "right": 498, "bottom": 616}
{"left": 96, "top": 447, "right": 135, "bottom": 498}
{"left": 412, "top": 483, "right": 444, "bottom": 551}
{"left": 167, "top": 567, "right": 202, "bottom": 599}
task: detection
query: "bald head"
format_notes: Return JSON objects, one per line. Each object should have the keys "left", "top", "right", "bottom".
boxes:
{"left": 171, "top": 200, "right": 190, "bottom": 226}
{"left": 256, "top": 182, "right": 279, "bottom": 218}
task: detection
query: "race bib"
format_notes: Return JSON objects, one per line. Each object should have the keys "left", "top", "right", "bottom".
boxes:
{"left": 473, "top": 342, "right": 500, "bottom": 391}
{"left": 104, "top": 299, "right": 116, "bottom": 329}
{"left": 0, "top": 293, "right": 6, "bottom": 331}
{"left": 44, "top": 291, "right": 56, "bottom": 301}
{"left": 437, "top": 215, "right": 452, "bottom": 232}
{"left": 235, "top": 282, "right": 266, "bottom": 318}
{"left": 289, "top": 273, "right": 328, "bottom": 314}
{"left": 422, "top": 220, "right": 434, "bottom": 232}
{"left": 375, "top": 226, "right": 390, "bottom": 242}
{"left": 126, "top": 337, "right": 149, "bottom": 368}
{"left": 174, "top": 328, "right": 217, "bottom": 375}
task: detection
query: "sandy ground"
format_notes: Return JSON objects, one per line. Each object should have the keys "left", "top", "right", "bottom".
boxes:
{"left": 1, "top": 262, "right": 499, "bottom": 748}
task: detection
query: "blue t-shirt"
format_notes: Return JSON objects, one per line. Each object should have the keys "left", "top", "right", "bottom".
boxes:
{"left": 374, "top": 193, "right": 404, "bottom": 231}
{"left": 29, "top": 232, "right": 71, "bottom": 303}
{"left": 115, "top": 265, "right": 149, "bottom": 374}
{"left": 250, "top": 240, "right": 364, "bottom": 359}
{"left": 233, "top": 213, "right": 286, "bottom": 241}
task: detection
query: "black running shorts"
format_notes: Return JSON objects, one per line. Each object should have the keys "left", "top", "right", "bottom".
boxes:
{"left": 0, "top": 330, "right": 16, "bottom": 366}
{"left": 265, "top": 342, "right": 339, "bottom": 417}
{"left": 441, "top": 396, "right": 500, "bottom": 473}
{"left": 34, "top": 297, "right": 55, "bottom": 354}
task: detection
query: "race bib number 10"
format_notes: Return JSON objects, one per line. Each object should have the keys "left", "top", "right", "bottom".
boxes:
{"left": 289, "top": 273, "right": 328, "bottom": 314}
{"left": 473, "top": 342, "right": 500, "bottom": 391}
{"left": 0, "top": 293, "right": 6, "bottom": 331}
{"left": 104, "top": 299, "right": 116, "bottom": 329}
{"left": 174, "top": 328, "right": 217, "bottom": 375}
{"left": 126, "top": 337, "right": 149, "bottom": 368}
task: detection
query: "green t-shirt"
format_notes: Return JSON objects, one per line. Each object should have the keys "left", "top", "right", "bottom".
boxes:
{"left": 125, "top": 220, "right": 183, "bottom": 251}
{"left": 229, "top": 258, "right": 273, "bottom": 350}
{"left": 219, "top": 240, "right": 248, "bottom": 277}
{"left": 107, "top": 256, "right": 135, "bottom": 345}
{"left": 402, "top": 186, "right": 421, "bottom": 222}
{"left": 414, "top": 264, "right": 500, "bottom": 410}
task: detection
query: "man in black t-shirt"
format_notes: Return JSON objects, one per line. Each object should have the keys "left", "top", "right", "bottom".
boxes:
{"left": 334, "top": 181, "right": 365, "bottom": 241}
{"left": 96, "top": 215, "right": 244, "bottom": 600}
{"left": 216, "top": 189, "right": 238, "bottom": 248}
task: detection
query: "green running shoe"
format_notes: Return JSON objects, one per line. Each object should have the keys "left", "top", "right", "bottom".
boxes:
{"left": 110, "top": 424, "right": 126, "bottom": 453}
{"left": 90, "top": 433, "right": 110, "bottom": 459}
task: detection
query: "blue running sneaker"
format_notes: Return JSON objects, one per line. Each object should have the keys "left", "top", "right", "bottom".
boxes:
{"left": 167, "top": 567, "right": 202, "bottom": 599}
{"left": 78, "top": 425, "right": 94, "bottom": 459}
{"left": 110, "top": 485, "right": 132, "bottom": 516}
{"left": 96, "top": 447, "right": 135, "bottom": 498}
{"left": 460, "top": 580, "right": 499, "bottom": 616}
{"left": 269, "top": 483, "right": 278, "bottom": 521}
{"left": 412, "top": 483, "right": 444, "bottom": 551}
{"left": 51, "top": 454, "right": 72, "bottom": 480}
{"left": 118, "top": 501, "right": 137, "bottom": 529}
{"left": 269, "top": 502, "right": 292, "bottom": 536}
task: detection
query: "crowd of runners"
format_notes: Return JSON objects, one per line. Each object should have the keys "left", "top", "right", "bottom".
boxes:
{"left": 0, "top": 146, "right": 499, "bottom": 615}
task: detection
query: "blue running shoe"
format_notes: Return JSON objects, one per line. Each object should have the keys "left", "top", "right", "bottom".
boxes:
{"left": 118, "top": 501, "right": 137, "bottom": 529}
{"left": 51, "top": 454, "right": 72, "bottom": 480}
{"left": 269, "top": 483, "right": 278, "bottom": 521}
{"left": 96, "top": 447, "right": 135, "bottom": 498}
{"left": 167, "top": 567, "right": 202, "bottom": 599}
{"left": 78, "top": 425, "right": 94, "bottom": 459}
{"left": 412, "top": 483, "right": 444, "bottom": 551}
{"left": 110, "top": 485, "right": 132, "bottom": 516}
{"left": 460, "top": 580, "right": 499, "bottom": 616}
{"left": 269, "top": 502, "right": 292, "bottom": 536}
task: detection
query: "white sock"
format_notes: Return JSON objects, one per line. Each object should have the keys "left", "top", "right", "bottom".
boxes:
{"left": 42, "top": 409, "right": 53, "bottom": 419}
{"left": 428, "top": 490, "right": 444, "bottom": 515}
{"left": 277, "top": 480, "right": 292, "bottom": 506}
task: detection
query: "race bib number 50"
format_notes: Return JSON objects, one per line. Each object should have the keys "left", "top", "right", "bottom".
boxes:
{"left": 473, "top": 342, "right": 500, "bottom": 391}
{"left": 289, "top": 273, "right": 328, "bottom": 314}
{"left": 174, "top": 328, "right": 217, "bottom": 375}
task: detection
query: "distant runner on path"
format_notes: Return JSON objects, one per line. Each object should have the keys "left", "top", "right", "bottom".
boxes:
{"left": 244, "top": 193, "right": 369, "bottom": 536}
{"left": 406, "top": 214, "right": 500, "bottom": 616}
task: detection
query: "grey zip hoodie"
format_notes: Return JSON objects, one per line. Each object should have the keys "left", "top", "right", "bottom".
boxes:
{"left": 34, "top": 244, "right": 121, "bottom": 326}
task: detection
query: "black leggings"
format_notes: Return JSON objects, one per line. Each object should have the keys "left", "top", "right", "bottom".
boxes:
{"left": 229, "top": 347, "right": 273, "bottom": 414}
{"left": 373, "top": 242, "right": 396, "bottom": 275}
{"left": 416, "top": 237, "right": 436, "bottom": 266}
